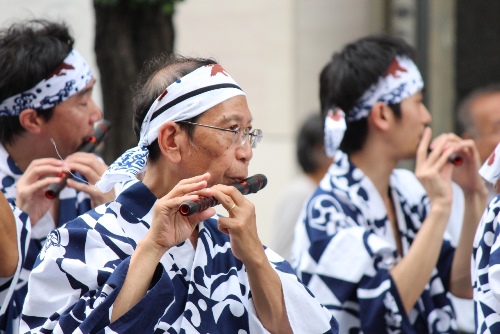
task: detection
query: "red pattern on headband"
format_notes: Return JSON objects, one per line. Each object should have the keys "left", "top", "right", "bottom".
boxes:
{"left": 488, "top": 151, "right": 496, "bottom": 166}
{"left": 158, "top": 89, "right": 168, "bottom": 101}
{"left": 209, "top": 64, "right": 228, "bottom": 77}
{"left": 385, "top": 59, "right": 408, "bottom": 78}
{"left": 330, "top": 108, "right": 344, "bottom": 121}
{"left": 46, "top": 62, "right": 75, "bottom": 80}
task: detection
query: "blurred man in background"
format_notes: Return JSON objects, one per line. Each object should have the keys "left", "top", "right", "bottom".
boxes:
{"left": 457, "top": 84, "right": 500, "bottom": 201}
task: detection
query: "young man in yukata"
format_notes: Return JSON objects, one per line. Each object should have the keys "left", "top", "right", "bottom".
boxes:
{"left": 291, "top": 34, "right": 487, "bottom": 333}
{"left": 20, "top": 54, "right": 340, "bottom": 333}
{"left": 0, "top": 19, "right": 115, "bottom": 333}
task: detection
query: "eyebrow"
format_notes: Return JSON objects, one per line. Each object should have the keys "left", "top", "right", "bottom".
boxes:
{"left": 75, "top": 78, "right": 96, "bottom": 98}
{"left": 220, "top": 114, "right": 254, "bottom": 125}
{"left": 75, "top": 85, "right": 93, "bottom": 98}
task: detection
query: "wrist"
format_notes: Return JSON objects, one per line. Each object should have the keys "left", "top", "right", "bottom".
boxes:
{"left": 463, "top": 185, "right": 488, "bottom": 201}
{"left": 241, "top": 249, "right": 268, "bottom": 272}
{"left": 135, "top": 238, "right": 168, "bottom": 264}
{"left": 428, "top": 202, "right": 451, "bottom": 222}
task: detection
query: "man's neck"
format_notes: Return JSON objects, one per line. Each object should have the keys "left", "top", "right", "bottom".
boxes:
{"left": 350, "top": 148, "right": 398, "bottom": 200}
{"left": 142, "top": 160, "right": 179, "bottom": 200}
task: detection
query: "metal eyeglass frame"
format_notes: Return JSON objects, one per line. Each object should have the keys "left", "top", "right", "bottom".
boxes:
{"left": 178, "top": 121, "right": 263, "bottom": 148}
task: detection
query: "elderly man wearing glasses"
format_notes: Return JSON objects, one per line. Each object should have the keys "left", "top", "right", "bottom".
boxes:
{"left": 20, "top": 55, "right": 339, "bottom": 334}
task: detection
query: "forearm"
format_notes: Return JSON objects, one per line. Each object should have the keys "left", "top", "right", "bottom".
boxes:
{"left": 111, "top": 240, "right": 164, "bottom": 322}
{"left": 246, "top": 256, "right": 292, "bottom": 334}
{"left": 0, "top": 197, "right": 18, "bottom": 277}
{"left": 450, "top": 190, "right": 487, "bottom": 298}
{"left": 390, "top": 204, "right": 449, "bottom": 314}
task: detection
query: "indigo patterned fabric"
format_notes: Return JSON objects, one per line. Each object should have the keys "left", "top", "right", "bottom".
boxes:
{"left": 0, "top": 144, "right": 92, "bottom": 334}
{"left": 292, "top": 151, "right": 457, "bottom": 334}
{"left": 21, "top": 179, "right": 339, "bottom": 333}
{"left": 0, "top": 205, "right": 30, "bottom": 334}
{"left": 472, "top": 196, "right": 500, "bottom": 333}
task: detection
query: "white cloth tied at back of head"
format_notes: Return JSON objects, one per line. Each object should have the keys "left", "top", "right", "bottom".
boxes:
{"left": 324, "top": 55, "right": 424, "bottom": 157}
{"left": 0, "top": 50, "right": 92, "bottom": 116}
{"left": 479, "top": 142, "right": 500, "bottom": 186}
{"left": 96, "top": 64, "right": 245, "bottom": 192}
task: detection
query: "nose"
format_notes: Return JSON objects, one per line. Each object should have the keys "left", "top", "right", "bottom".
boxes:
{"left": 89, "top": 98, "right": 103, "bottom": 124}
{"left": 421, "top": 104, "right": 432, "bottom": 125}
{"left": 236, "top": 137, "right": 253, "bottom": 162}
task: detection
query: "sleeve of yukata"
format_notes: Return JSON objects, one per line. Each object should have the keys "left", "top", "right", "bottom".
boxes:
{"left": 294, "top": 216, "right": 415, "bottom": 332}
{"left": 0, "top": 204, "right": 30, "bottom": 317}
{"left": 245, "top": 247, "right": 339, "bottom": 333}
{"left": 20, "top": 220, "right": 176, "bottom": 333}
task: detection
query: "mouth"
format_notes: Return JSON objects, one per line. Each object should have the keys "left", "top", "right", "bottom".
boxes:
{"left": 228, "top": 176, "right": 247, "bottom": 185}
{"left": 82, "top": 136, "right": 93, "bottom": 143}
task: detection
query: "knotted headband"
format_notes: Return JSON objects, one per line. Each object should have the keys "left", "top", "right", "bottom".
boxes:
{"left": 479, "top": 143, "right": 500, "bottom": 186}
{"left": 324, "top": 55, "right": 424, "bottom": 157}
{"left": 0, "top": 50, "right": 93, "bottom": 116}
{"left": 96, "top": 64, "right": 245, "bottom": 192}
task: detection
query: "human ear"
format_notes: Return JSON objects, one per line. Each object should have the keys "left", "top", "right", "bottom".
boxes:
{"left": 369, "top": 102, "right": 391, "bottom": 131}
{"left": 157, "top": 121, "right": 183, "bottom": 163}
{"left": 18, "top": 109, "right": 43, "bottom": 134}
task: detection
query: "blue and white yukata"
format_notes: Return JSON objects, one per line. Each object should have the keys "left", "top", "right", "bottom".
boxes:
{"left": 472, "top": 195, "right": 500, "bottom": 333}
{"left": 0, "top": 144, "right": 92, "bottom": 334}
{"left": 292, "top": 152, "right": 459, "bottom": 334}
{"left": 20, "top": 179, "right": 339, "bottom": 333}
{"left": 0, "top": 204, "right": 29, "bottom": 334}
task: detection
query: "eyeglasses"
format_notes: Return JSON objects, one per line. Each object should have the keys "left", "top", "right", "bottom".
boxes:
{"left": 178, "top": 121, "right": 263, "bottom": 148}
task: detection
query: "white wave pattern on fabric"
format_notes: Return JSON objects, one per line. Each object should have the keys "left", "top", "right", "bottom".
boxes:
{"left": 96, "top": 64, "right": 245, "bottom": 193}
{"left": 323, "top": 55, "right": 423, "bottom": 157}
{"left": 0, "top": 50, "right": 92, "bottom": 116}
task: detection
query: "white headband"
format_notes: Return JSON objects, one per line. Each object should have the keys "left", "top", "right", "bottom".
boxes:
{"left": 324, "top": 55, "right": 424, "bottom": 157}
{"left": 0, "top": 50, "right": 92, "bottom": 116}
{"left": 479, "top": 143, "right": 500, "bottom": 186}
{"left": 96, "top": 64, "right": 245, "bottom": 192}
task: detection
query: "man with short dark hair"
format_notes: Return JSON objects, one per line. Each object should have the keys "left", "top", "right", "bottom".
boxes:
{"left": 292, "top": 34, "right": 487, "bottom": 333}
{"left": 20, "top": 54, "right": 339, "bottom": 333}
{"left": 0, "top": 19, "right": 114, "bottom": 333}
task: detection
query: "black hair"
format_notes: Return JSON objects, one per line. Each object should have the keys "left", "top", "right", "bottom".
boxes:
{"left": 131, "top": 53, "right": 218, "bottom": 162}
{"left": 0, "top": 19, "right": 74, "bottom": 145}
{"left": 319, "top": 34, "right": 416, "bottom": 154}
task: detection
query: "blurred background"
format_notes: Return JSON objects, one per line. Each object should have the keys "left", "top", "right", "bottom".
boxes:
{"left": 1, "top": 0, "right": 499, "bottom": 243}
